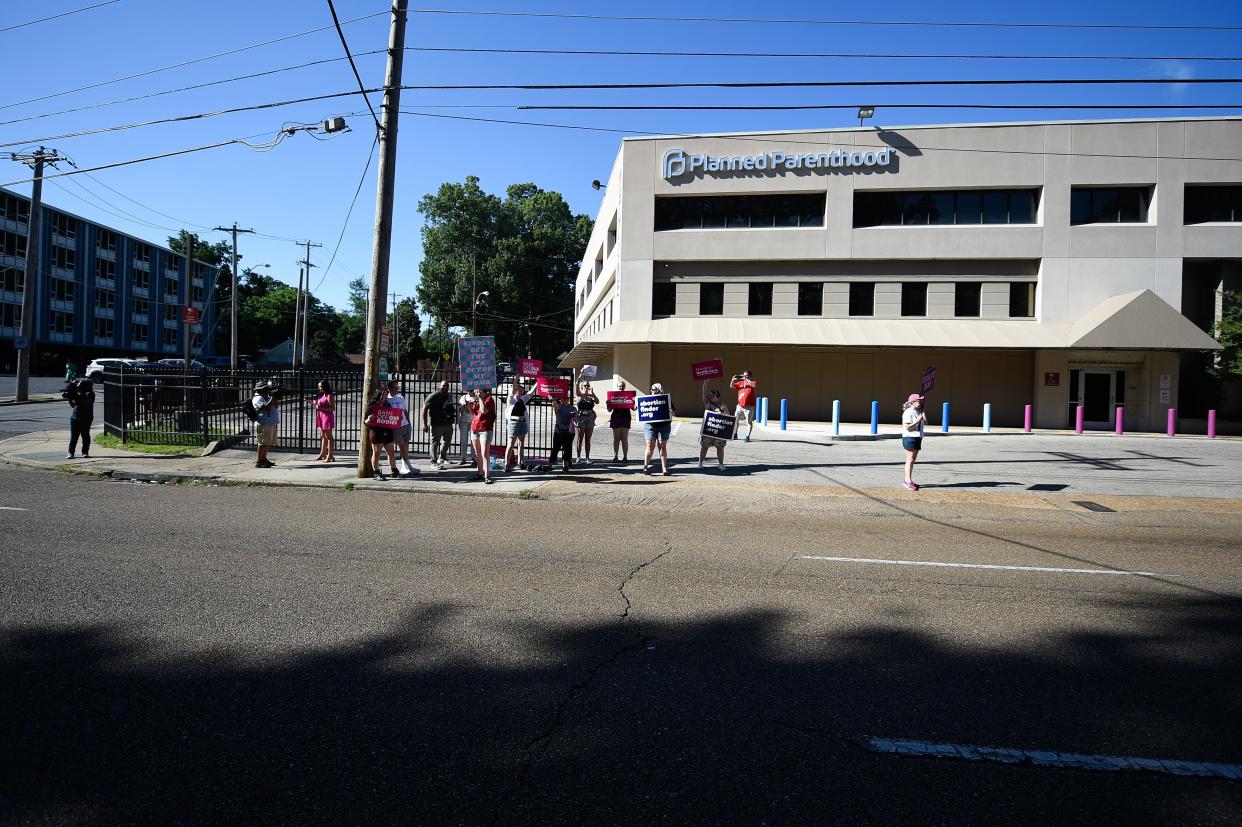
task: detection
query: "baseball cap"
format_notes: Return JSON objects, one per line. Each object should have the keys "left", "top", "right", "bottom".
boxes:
{"left": 907, "top": 393, "right": 924, "bottom": 403}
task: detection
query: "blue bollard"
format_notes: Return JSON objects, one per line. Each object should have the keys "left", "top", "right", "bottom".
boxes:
{"left": 758, "top": 397, "right": 766, "bottom": 426}
{"left": 870, "top": 400, "right": 879, "bottom": 435}
{"left": 832, "top": 399, "right": 841, "bottom": 436}
{"left": 983, "top": 403, "right": 992, "bottom": 433}
{"left": 780, "top": 398, "right": 788, "bottom": 430}
{"left": 942, "top": 401, "right": 950, "bottom": 433}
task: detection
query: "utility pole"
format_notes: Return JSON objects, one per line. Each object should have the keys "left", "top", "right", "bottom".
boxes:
{"left": 8, "top": 147, "right": 66, "bottom": 401}
{"left": 182, "top": 233, "right": 196, "bottom": 371}
{"left": 212, "top": 223, "right": 254, "bottom": 369}
{"left": 358, "top": 0, "right": 409, "bottom": 478}
{"left": 470, "top": 253, "right": 478, "bottom": 336}
{"left": 291, "top": 241, "right": 321, "bottom": 367}
{"left": 298, "top": 240, "right": 320, "bottom": 365}
{"left": 390, "top": 292, "right": 401, "bottom": 374}
{"left": 291, "top": 265, "right": 304, "bottom": 366}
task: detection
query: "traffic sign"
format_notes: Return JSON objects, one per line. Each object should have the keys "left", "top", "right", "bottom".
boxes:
{"left": 14, "top": 335, "right": 29, "bottom": 350}
{"left": 380, "top": 325, "right": 390, "bottom": 351}
{"left": 181, "top": 305, "right": 201, "bottom": 324}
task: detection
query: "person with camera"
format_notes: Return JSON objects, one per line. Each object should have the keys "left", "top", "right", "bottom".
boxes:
{"left": 251, "top": 380, "right": 280, "bottom": 468}
{"left": 65, "top": 378, "right": 95, "bottom": 459}
{"left": 503, "top": 379, "right": 534, "bottom": 472}
{"left": 730, "top": 370, "right": 758, "bottom": 442}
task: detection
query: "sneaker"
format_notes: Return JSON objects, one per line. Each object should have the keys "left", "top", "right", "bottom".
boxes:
{"left": 662, "top": 469, "right": 671, "bottom": 477}
{"left": 643, "top": 466, "right": 652, "bottom": 475}
{"left": 82, "top": 452, "right": 90, "bottom": 458}
{"left": 66, "top": 452, "right": 74, "bottom": 459}
{"left": 374, "top": 471, "right": 385, "bottom": 481}
{"left": 901, "top": 481, "right": 917, "bottom": 491}
{"left": 743, "top": 435, "right": 750, "bottom": 443}
{"left": 718, "top": 463, "right": 726, "bottom": 471}
{"left": 911, "top": 482, "right": 920, "bottom": 491}
{"left": 257, "top": 459, "right": 275, "bottom": 468}
{"left": 698, "top": 460, "right": 705, "bottom": 469}
{"left": 404, "top": 463, "right": 417, "bottom": 476}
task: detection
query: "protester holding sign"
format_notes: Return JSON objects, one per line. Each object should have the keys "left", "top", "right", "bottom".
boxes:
{"left": 641, "top": 383, "right": 676, "bottom": 476}
{"left": 901, "top": 393, "right": 927, "bottom": 491}
{"left": 387, "top": 379, "right": 418, "bottom": 477}
{"left": 574, "top": 381, "right": 599, "bottom": 465}
{"left": 503, "top": 380, "right": 534, "bottom": 471}
{"left": 699, "top": 382, "right": 733, "bottom": 471}
{"left": 456, "top": 392, "right": 475, "bottom": 466}
{"left": 730, "top": 370, "right": 758, "bottom": 442}
{"left": 467, "top": 388, "right": 496, "bottom": 484}
{"left": 606, "top": 380, "right": 633, "bottom": 462}
{"left": 364, "top": 388, "right": 399, "bottom": 481}
{"left": 550, "top": 396, "right": 578, "bottom": 472}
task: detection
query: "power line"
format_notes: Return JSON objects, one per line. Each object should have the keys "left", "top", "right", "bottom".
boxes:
{"left": 521, "top": 103, "right": 1242, "bottom": 111}
{"left": 406, "top": 46, "right": 1242, "bottom": 63}
{"left": 0, "top": 8, "right": 388, "bottom": 113}
{"left": 315, "top": 134, "right": 378, "bottom": 292}
{"left": 400, "top": 77, "right": 1242, "bottom": 91}
{"left": 326, "top": 0, "right": 381, "bottom": 131}
{"left": 0, "top": 0, "right": 120, "bottom": 34}
{"left": 407, "top": 8, "right": 1242, "bottom": 32}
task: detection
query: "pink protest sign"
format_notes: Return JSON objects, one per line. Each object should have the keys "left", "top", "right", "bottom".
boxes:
{"left": 517, "top": 357, "right": 543, "bottom": 378}
{"left": 537, "top": 376, "right": 571, "bottom": 399}
{"left": 606, "top": 390, "right": 636, "bottom": 409}
{"left": 691, "top": 359, "right": 723, "bottom": 381}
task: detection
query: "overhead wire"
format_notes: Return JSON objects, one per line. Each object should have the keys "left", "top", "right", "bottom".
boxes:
{"left": 0, "top": 0, "right": 120, "bottom": 34}
{"left": 325, "top": 0, "right": 381, "bottom": 131}
{"left": 520, "top": 103, "right": 1242, "bottom": 111}
{"left": 406, "top": 46, "right": 1242, "bottom": 63}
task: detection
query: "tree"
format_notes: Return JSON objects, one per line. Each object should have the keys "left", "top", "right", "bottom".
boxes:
{"left": 392, "top": 297, "right": 423, "bottom": 370}
{"left": 167, "top": 231, "right": 231, "bottom": 267}
{"left": 1213, "top": 294, "right": 1242, "bottom": 379}
{"left": 416, "top": 176, "right": 591, "bottom": 361}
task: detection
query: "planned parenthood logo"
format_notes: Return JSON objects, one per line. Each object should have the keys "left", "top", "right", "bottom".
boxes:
{"left": 662, "top": 146, "right": 894, "bottom": 180}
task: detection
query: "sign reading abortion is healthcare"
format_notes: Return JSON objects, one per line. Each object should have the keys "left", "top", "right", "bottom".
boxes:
{"left": 691, "top": 358, "right": 723, "bottom": 381}
{"left": 636, "top": 393, "right": 671, "bottom": 423}
{"left": 701, "top": 411, "right": 736, "bottom": 441}
{"left": 536, "top": 375, "right": 571, "bottom": 399}
{"left": 606, "top": 390, "right": 636, "bottom": 409}
{"left": 459, "top": 336, "right": 497, "bottom": 390}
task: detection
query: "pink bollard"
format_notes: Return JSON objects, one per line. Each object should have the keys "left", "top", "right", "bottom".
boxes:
{"left": 1115, "top": 406, "right": 1124, "bottom": 435}
{"left": 1167, "top": 408, "right": 1177, "bottom": 437}
{"left": 1023, "top": 404, "right": 1032, "bottom": 433}
{"left": 1208, "top": 409, "right": 1217, "bottom": 439}
{"left": 1074, "top": 405, "right": 1084, "bottom": 435}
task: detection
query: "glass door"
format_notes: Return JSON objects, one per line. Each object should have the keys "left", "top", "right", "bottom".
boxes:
{"left": 1079, "top": 370, "right": 1117, "bottom": 428}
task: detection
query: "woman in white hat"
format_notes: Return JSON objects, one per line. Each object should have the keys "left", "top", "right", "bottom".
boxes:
{"left": 642, "top": 382, "right": 676, "bottom": 476}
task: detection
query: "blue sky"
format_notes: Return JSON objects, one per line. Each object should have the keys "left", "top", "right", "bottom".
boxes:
{"left": 2, "top": 0, "right": 1240, "bottom": 316}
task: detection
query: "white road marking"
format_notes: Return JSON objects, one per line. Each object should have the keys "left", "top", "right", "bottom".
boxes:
{"left": 796, "top": 555, "right": 1172, "bottom": 577}
{"left": 0, "top": 506, "right": 29, "bottom": 511}
{"left": 868, "top": 737, "right": 1242, "bottom": 780}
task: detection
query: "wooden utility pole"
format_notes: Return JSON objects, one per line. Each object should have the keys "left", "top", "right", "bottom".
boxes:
{"left": 212, "top": 223, "right": 254, "bottom": 369}
{"left": 182, "top": 233, "right": 196, "bottom": 369}
{"left": 291, "top": 265, "right": 304, "bottom": 366}
{"left": 8, "top": 147, "right": 65, "bottom": 401}
{"left": 358, "top": 0, "right": 409, "bottom": 478}
{"left": 391, "top": 292, "right": 401, "bottom": 374}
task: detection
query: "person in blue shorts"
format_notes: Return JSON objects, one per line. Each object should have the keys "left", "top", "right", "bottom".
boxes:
{"left": 642, "top": 382, "right": 676, "bottom": 476}
{"left": 901, "top": 393, "right": 926, "bottom": 491}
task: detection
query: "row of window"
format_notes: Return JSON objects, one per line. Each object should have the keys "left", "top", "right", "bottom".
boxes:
{"left": 652, "top": 281, "right": 1036, "bottom": 319}
{"left": 653, "top": 185, "right": 1242, "bottom": 232}
{"left": 0, "top": 269, "right": 193, "bottom": 313}
{"left": 18, "top": 307, "right": 173, "bottom": 346}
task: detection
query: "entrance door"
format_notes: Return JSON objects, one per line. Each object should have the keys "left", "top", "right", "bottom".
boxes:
{"left": 1081, "top": 370, "right": 1115, "bottom": 428}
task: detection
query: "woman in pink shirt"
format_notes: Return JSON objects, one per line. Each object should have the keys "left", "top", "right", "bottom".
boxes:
{"left": 311, "top": 380, "right": 336, "bottom": 462}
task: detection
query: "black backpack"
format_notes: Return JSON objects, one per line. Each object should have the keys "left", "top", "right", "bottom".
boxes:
{"left": 241, "top": 397, "right": 259, "bottom": 422}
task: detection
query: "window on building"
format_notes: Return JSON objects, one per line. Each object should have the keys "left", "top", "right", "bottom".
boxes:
{"left": 163, "top": 305, "right": 179, "bottom": 322}
{"left": 1009, "top": 282, "right": 1036, "bottom": 317}
{"left": 133, "top": 297, "right": 148, "bottom": 316}
{"left": 699, "top": 283, "right": 724, "bottom": 316}
{"left": 51, "top": 211, "right": 76, "bottom": 239}
{"left": 96, "top": 288, "right": 115, "bottom": 310}
{"left": 96, "top": 258, "right": 116, "bottom": 282}
{"left": 0, "top": 194, "right": 30, "bottom": 225}
{"left": 954, "top": 282, "right": 982, "bottom": 317}
{"left": 849, "top": 282, "right": 875, "bottom": 316}
{"left": 652, "top": 281, "right": 677, "bottom": 316}
{"left": 191, "top": 285, "right": 204, "bottom": 304}
{"left": 1, "top": 301, "right": 20, "bottom": 328}
{"left": 901, "top": 283, "right": 928, "bottom": 317}
{"left": 52, "top": 245, "right": 75, "bottom": 272}
{"left": 748, "top": 283, "right": 773, "bottom": 316}
{"left": 132, "top": 268, "right": 149, "bottom": 290}
{"left": 798, "top": 282, "right": 824, "bottom": 316}
{"left": 165, "top": 253, "right": 184, "bottom": 272}
{"left": 1070, "top": 186, "right": 1151, "bottom": 224}
{"left": 133, "top": 242, "right": 151, "bottom": 264}
{"left": 0, "top": 267, "right": 23, "bottom": 292}
{"left": 854, "top": 189, "right": 1038, "bottom": 227}
{"left": 132, "top": 322, "right": 149, "bottom": 343}
{"left": 52, "top": 278, "right": 75, "bottom": 302}
{"left": 163, "top": 327, "right": 178, "bottom": 348}
{"left": 1, "top": 230, "right": 24, "bottom": 259}
{"left": 94, "top": 317, "right": 114, "bottom": 338}
{"left": 97, "top": 229, "right": 118, "bottom": 252}
{"left": 655, "top": 193, "right": 826, "bottom": 231}
{"left": 164, "top": 277, "right": 179, "bottom": 298}
{"left": 1185, "top": 185, "right": 1242, "bottom": 223}
{"left": 51, "top": 310, "right": 73, "bottom": 334}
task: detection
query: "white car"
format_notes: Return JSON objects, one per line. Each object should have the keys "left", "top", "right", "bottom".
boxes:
{"left": 84, "top": 358, "right": 140, "bottom": 382}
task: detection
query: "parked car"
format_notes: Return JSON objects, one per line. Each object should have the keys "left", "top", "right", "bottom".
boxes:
{"left": 156, "top": 358, "right": 206, "bottom": 371}
{"left": 84, "top": 357, "right": 140, "bottom": 381}
{"left": 200, "top": 356, "right": 255, "bottom": 370}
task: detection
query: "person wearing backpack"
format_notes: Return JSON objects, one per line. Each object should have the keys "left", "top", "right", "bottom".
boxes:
{"left": 503, "top": 379, "right": 534, "bottom": 472}
{"left": 251, "top": 380, "right": 280, "bottom": 468}
{"left": 65, "top": 378, "right": 95, "bottom": 459}
{"left": 421, "top": 379, "right": 456, "bottom": 469}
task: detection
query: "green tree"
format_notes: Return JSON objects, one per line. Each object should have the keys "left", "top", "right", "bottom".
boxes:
{"left": 167, "top": 231, "right": 231, "bottom": 267}
{"left": 392, "top": 297, "right": 423, "bottom": 370}
{"left": 1212, "top": 295, "right": 1242, "bottom": 379}
{"left": 415, "top": 176, "right": 590, "bottom": 360}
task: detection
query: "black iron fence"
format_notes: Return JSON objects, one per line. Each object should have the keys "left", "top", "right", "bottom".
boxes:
{"left": 101, "top": 366, "right": 564, "bottom": 459}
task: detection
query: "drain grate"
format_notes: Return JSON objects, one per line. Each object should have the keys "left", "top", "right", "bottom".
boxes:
{"left": 1072, "top": 500, "right": 1116, "bottom": 513}
{"left": 1027, "top": 483, "right": 1068, "bottom": 492}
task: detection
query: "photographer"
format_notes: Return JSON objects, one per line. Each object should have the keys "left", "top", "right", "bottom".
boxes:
{"left": 65, "top": 378, "right": 95, "bottom": 459}
{"left": 252, "top": 380, "right": 281, "bottom": 469}
{"left": 730, "top": 370, "right": 758, "bottom": 442}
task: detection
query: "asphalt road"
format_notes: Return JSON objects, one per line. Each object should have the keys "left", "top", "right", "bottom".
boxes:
{"left": 1, "top": 465, "right": 1240, "bottom": 824}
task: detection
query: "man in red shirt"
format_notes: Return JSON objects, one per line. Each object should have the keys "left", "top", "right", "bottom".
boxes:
{"left": 730, "top": 370, "right": 758, "bottom": 442}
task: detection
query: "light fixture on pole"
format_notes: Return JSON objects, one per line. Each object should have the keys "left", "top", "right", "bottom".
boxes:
{"left": 591, "top": 179, "right": 605, "bottom": 191}
{"left": 857, "top": 106, "right": 876, "bottom": 127}
{"left": 472, "top": 290, "right": 489, "bottom": 336}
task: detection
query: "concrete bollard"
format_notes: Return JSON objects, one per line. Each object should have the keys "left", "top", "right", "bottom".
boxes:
{"left": 1208, "top": 409, "right": 1217, "bottom": 439}
{"left": 942, "top": 401, "right": 950, "bottom": 433}
{"left": 780, "top": 398, "right": 788, "bottom": 431}
{"left": 1075, "top": 405, "right": 1085, "bottom": 435}
{"left": 983, "top": 403, "right": 992, "bottom": 433}
{"left": 1024, "top": 404, "right": 1032, "bottom": 433}
{"left": 870, "top": 400, "right": 879, "bottom": 435}
{"left": 1115, "top": 406, "right": 1124, "bottom": 436}
{"left": 1167, "top": 408, "right": 1176, "bottom": 437}
{"left": 832, "top": 399, "right": 841, "bottom": 436}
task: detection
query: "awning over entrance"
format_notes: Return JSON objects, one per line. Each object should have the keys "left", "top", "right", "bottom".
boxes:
{"left": 559, "top": 340, "right": 615, "bottom": 369}
{"left": 1068, "top": 290, "right": 1222, "bottom": 351}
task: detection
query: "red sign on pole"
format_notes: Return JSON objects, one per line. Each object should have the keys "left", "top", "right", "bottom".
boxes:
{"left": 181, "top": 305, "right": 201, "bottom": 324}
{"left": 536, "top": 376, "right": 571, "bottom": 399}
{"left": 691, "top": 358, "right": 724, "bottom": 382}
{"left": 517, "top": 357, "right": 543, "bottom": 378}
{"left": 1044, "top": 372, "right": 1061, "bottom": 387}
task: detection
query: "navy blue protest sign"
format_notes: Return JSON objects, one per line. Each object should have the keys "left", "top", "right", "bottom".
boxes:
{"left": 701, "top": 410, "right": 736, "bottom": 440}
{"left": 636, "top": 393, "right": 671, "bottom": 423}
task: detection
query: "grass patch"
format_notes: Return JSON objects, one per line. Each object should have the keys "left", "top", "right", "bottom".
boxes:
{"left": 517, "top": 488, "right": 538, "bottom": 500}
{"left": 94, "top": 432, "right": 206, "bottom": 457}
{"left": 342, "top": 481, "right": 356, "bottom": 492}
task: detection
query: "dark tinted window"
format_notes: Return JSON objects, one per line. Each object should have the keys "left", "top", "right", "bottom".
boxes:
{"left": 652, "top": 282, "right": 677, "bottom": 316}
{"left": 954, "top": 282, "right": 981, "bottom": 317}
{"left": 849, "top": 282, "right": 874, "bottom": 316}
{"left": 1185, "top": 185, "right": 1242, "bottom": 223}
{"left": 797, "top": 282, "right": 823, "bottom": 316}
{"left": 901, "top": 283, "right": 927, "bottom": 317}
{"left": 655, "top": 194, "right": 825, "bottom": 230}
{"left": 1070, "top": 186, "right": 1151, "bottom": 224}
{"left": 748, "top": 283, "right": 773, "bottom": 315}
{"left": 854, "top": 189, "right": 1039, "bottom": 227}
{"left": 1009, "top": 282, "right": 1035, "bottom": 317}
{"left": 699, "top": 283, "right": 724, "bottom": 316}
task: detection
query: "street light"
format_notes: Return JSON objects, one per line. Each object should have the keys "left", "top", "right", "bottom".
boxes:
{"left": 591, "top": 179, "right": 606, "bottom": 191}
{"left": 472, "top": 290, "right": 489, "bottom": 336}
{"left": 857, "top": 106, "right": 876, "bottom": 127}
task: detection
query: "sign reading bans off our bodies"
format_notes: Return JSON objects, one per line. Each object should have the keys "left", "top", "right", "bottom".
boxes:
{"left": 636, "top": 393, "right": 671, "bottom": 423}
{"left": 701, "top": 410, "right": 736, "bottom": 441}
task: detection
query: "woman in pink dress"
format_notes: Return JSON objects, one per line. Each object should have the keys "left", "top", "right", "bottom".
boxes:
{"left": 311, "top": 380, "right": 336, "bottom": 461}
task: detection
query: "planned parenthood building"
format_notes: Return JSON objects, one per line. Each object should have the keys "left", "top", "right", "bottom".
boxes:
{"left": 0, "top": 186, "right": 217, "bottom": 371}
{"left": 563, "top": 116, "right": 1241, "bottom": 431}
